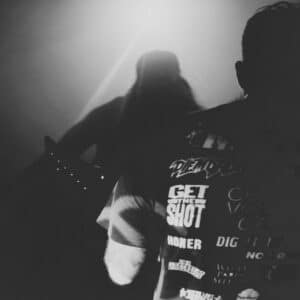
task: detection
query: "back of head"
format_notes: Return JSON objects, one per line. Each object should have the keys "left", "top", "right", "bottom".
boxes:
{"left": 236, "top": 2, "right": 300, "bottom": 133}
{"left": 136, "top": 50, "right": 181, "bottom": 90}
{"left": 119, "top": 50, "right": 197, "bottom": 148}
{"left": 124, "top": 50, "right": 197, "bottom": 120}
{"left": 238, "top": 2, "right": 300, "bottom": 97}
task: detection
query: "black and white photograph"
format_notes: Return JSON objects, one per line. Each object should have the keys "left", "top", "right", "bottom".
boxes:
{"left": 1, "top": 1, "right": 300, "bottom": 299}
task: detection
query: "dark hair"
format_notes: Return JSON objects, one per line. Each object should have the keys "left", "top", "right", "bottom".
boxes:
{"left": 136, "top": 50, "right": 180, "bottom": 81}
{"left": 242, "top": 1, "right": 300, "bottom": 63}
{"left": 118, "top": 50, "right": 197, "bottom": 144}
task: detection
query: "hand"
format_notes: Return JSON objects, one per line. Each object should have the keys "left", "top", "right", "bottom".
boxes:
{"left": 236, "top": 289, "right": 260, "bottom": 300}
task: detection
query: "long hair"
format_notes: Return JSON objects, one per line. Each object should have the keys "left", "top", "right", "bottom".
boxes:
{"left": 118, "top": 50, "right": 198, "bottom": 144}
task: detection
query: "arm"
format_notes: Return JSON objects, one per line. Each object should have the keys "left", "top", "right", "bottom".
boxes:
{"left": 58, "top": 98, "right": 121, "bottom": 157}
{"left": 98, "top": 176, "right": 158, "bottom": 285}
{"left": 58, "top": 111, "right": 99, "bottom": 157}
{"left": 104, "top": 238, "right": 146, "bottom": 285}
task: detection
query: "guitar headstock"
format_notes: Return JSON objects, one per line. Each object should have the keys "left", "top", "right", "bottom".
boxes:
{"left": 44, "top": 136, "right": 106, "bottom": 192}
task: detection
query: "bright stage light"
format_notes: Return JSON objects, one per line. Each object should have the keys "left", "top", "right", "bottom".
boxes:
{"left": 77, "top": 0, "right": 190, "bottom": 120}
{"left": 108, "top": 0, "right": 197, "bottom": 49}
{"left": 72, "top": 0, "right": 246, "bottom": 120}
{"left": 133, "top": 0, "right": 180, "bottom": 32}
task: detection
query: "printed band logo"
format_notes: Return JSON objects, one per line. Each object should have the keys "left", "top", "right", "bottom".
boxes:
{"left": 226, "top": 187, "right": 266, "bottom": 232}
{"left": 227, "top": 187, "right": 243, "bottom": 215}
{"left": 167, "top": 235, "right": 202, "bottom": 250}
{"left": 167, "top": 185, "right": 209, "bottom": 228}
{"left": 170, "top": 157, "right": 240, "bottom": 179}
{"left": 168, "top": 259, "right": 205, "bottom": 279}
{"left": 180, "top": 288, "right": 222, "bottom": 300}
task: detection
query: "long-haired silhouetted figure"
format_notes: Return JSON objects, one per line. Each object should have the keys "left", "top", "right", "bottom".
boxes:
{"left": 10, "top": 51, "right": 198, "bottom": 300}
{"left": 59, "top": 50, "right": 198, "bottom": 175}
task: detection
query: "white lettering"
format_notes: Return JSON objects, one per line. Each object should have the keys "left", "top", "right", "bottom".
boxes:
{"left": 169, "top": 157, "right": 240, "bottom": 179}
{"left": 168, "top": 185, "right": 185, "bottom": 198}
{"left": 184, "top": 205, "right": 194, "bottom": 227}
{"left": 180, "top": 288, "right": 222, "bottom": 300}
{"left": 167, "top": 235, "right": 202, "bottom": 250}
{"left": 167, "top": 185, "right": 208, "bottom": 228}
{"left": 246, "top": 251, "right": 264, "bottom": 260}
{"left": 166, "top": 204, "right": 177, "bottom": 225}
{"left": 168, "top": 185, "right": 209, "bottom": 199}
{"left": 216, "top": 236, "right": 239, "bottom": 248}
{"left": 168, "top": 260, "right": 205, "bottom": 279}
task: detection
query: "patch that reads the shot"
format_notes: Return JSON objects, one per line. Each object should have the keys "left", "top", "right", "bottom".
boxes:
{"left": 166, "top": 185, "right": 209, "bottom": 228}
